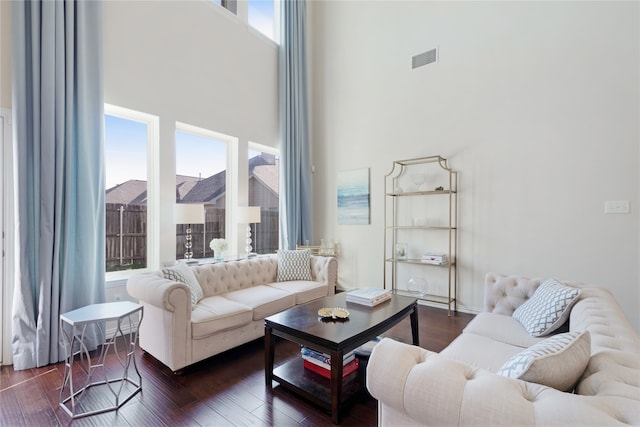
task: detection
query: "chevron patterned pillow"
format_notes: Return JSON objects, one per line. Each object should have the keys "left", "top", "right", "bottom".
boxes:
{"left": 162, "top": 262, "right": 203, "bottom": 310}
{"left": 497, "top": 330, "right": 591, "bottom": 391}
{"left": 277, "top": 249, "right": 313, "bottom": 282}
{"left": 513, "top": 278, "right": 581, "bottom": 337}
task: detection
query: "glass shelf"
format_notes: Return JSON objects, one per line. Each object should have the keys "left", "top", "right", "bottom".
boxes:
{"left": 385, "top": 258, "right": 454, "bottom": 267}
{"left": 387, "top": 189, "right": 455, "bottom": 197}
{"left": 386, "top": 225, "right": 457, "bottom": 231}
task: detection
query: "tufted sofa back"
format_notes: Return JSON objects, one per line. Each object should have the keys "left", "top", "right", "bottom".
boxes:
{"left": 483, "top": 272, "right": 543, "bottom": 315}
{"left": 189, "top": 254, "right": 334, "bottom": 297}
{"left": 192, "top": 256, "right": 278, "bottom": 296}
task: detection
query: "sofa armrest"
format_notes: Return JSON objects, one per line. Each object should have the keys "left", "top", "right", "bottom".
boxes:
{"left": 126, "top": 271, "right": 191, "bottom": 314}
{"left": 310, "top": 255, "right": 337, "bottom": 295}
{"left": 367, "top": 338, "right": 629, "bottom": 426}
{"left": 126, "top": 271, "right": 193, "bottom": 372}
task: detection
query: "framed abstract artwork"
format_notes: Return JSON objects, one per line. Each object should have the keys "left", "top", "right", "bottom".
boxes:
{"left": 337, "top": 168, "right": 370, "bottom": 225}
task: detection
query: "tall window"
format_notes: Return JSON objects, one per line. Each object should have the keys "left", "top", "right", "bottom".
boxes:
{"left": 211, "top": 0, "right": 238, "bottom": 15}
{"left": 104, "top": 106, "right": 157, "bottom": 273}
{"left": 248, "top": 0, "right": 277, "bottom": 41}
{"left": 176, "top": 123, "right": 230, "bottom": 260}
{"left": 248, "top": 144, "right": 279, "bottom": 254}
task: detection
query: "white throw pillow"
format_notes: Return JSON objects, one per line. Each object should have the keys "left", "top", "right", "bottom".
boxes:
{"left": 513, "top": 278, "right": 581, "bottom": 337}
{"left": 162, "top": 262, "right": 203, "bottom": 310}
{"left": 277, "top": 249, "right": 313, "bottom": 282}
{"left": 496, "top": 330, "right": 591, "bottom": 391}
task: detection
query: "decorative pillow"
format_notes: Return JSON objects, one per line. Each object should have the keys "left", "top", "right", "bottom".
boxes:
{"left": 496, "top": 330, "right": 591, "bottom": 391}
{"left": 277, "top": 249, "right": 313, "bottom": 282}
{"left": 513, "top": 278, "right": 581, "bottom": 337}
{"left": 162, "top": 262, "right": 203, "bottom": 310}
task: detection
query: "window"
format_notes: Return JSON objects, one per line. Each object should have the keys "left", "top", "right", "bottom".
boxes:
{"left": 212, "top": 0, "right": 238, "bottom": 15}
{"left": 248, "top": 0, "right": 277, "bottom": 41}
{"left": 104, "top": 106, "right": 159, "bottom": 273}
{"left": 176, "top": 123, "right": 232, "bottom": 260}
{"left": 248, "top": 143, "right": 279, "bottom": 254}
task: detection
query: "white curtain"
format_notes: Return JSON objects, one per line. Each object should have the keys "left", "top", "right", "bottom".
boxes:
{"left": 11, "top": 0, "right": 105, "bottom": 370}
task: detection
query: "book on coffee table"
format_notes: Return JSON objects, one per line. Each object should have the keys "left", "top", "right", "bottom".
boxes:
{"left": 301, "top": 347, "right": 355, "bottom": 365}
{"left": 303, "top": 358, "right": 359, "bottom": 379}
{"left": 346, "top": 287, "right": 392, "bottom": 306}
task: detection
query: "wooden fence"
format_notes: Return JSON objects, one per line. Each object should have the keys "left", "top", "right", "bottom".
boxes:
{"left": 106, "top": 204, "right": 279, "bottom": 271}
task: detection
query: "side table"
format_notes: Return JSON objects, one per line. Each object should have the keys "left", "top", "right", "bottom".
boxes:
{"left": 59, "top": 301, "right": 143, "bottom": 419}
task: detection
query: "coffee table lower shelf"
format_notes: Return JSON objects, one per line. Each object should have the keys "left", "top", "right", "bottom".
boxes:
{"left": 272, "top": 358, "right": 364, "bottom": 413}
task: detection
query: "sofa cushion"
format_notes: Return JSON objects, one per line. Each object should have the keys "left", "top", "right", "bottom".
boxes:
{"left": 162, "top": 262, "right": 203, "bottom": 310}
{"left": 440, "top": 332, "right": 525, "bottom": 372}
{"left": 267, "top": 281, "right": 328, "bottom": 305}
{"left": 512, "top": 278, "right": 581, "bottom": 337}
{"left": 496, "top": 330, "right": 591, "bottom": 391}
{"left": 223, "top": 285, "right": 295, "bottom": 320}
{"left": 191, "top": 296, "right": 253, "bottom": 339}
{"left": 277, "top": 249, "right": 313, "bottom": 281}
{"left": 463, "top": 312, "right": 545, "bottom": 349}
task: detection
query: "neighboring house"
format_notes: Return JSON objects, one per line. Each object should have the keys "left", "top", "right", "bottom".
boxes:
{"left": 106, "top": 154, "right": 278, "bottom": 207}
{"left": 105, "top": 179, "right": 148, "bottom": 205}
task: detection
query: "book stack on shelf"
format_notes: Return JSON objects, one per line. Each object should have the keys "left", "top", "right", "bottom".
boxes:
{"left": 300, "top": 347, "right": 359, "bottom": 379}
{"left": 346, "top": 287, "right": 392, "bottom": 307}
{"left": 421, "top": 252, "right": 449, "bottom": 265}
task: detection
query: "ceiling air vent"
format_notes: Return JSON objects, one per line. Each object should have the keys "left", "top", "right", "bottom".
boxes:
{"left": 412, "top": 48, "right": 438, "bottom": 70}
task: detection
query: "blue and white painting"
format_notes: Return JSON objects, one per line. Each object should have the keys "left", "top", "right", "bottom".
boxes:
{"left": 337, "top": 168, "right": 370, "bottom": 225}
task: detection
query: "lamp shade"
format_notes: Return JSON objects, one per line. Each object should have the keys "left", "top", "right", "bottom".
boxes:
{"left": 238, "top": 206, "right": 261, "bottom": 223}
{"left": 174, "top": 203, "right": 205, "bottom": 225}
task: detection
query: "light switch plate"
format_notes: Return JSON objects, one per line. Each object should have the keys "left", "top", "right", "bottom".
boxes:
{"left": 604, "top": 200, "right": 630, "bottom": 214}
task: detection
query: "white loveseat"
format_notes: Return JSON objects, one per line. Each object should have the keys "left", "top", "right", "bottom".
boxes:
{"left": 367, "top": 272, "right": 640, "bottom": 426}
{"left": 126, "top": 254, "right": 337, "bottom": 372}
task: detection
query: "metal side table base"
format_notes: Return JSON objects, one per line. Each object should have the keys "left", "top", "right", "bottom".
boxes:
{"left": 59, "top": 301, "right": 144, "bottom": 419}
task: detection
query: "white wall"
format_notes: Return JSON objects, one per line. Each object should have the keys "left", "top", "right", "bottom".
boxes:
{"left": 309, "top": 1, "right": 640, "bottom": 330}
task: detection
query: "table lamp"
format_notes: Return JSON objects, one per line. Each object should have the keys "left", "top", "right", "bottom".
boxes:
{"left": 174, "top": 203, "right": 205, "bottom": 260}
{"left": 238, "top": 206, "right": 261, "bottom": 257}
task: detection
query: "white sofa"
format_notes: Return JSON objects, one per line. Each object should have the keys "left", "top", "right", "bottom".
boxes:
{"left": 367, "top": 272, "right": 640, "bottom": 426}
{"left": 126, "top": 254, "right": 337, "bottom": 372}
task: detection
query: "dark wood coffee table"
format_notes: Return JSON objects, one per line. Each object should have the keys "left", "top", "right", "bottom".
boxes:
{"left": 264, "top": 292, "right": 418, "bottom": 424}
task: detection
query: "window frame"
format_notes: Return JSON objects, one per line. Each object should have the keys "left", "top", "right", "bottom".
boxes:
{"left": 104, "top": 104, "right": 160, "bottom": 280}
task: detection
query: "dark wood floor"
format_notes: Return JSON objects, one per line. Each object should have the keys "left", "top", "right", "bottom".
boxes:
{"left": 0, "top": 305, "right": 474, "bottom": 427}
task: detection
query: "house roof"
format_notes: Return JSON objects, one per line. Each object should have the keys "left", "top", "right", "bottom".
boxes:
{"left": 106, "top": 180, "right": 148, "bottom": 205}
{"left": 106, "top": 154, "right": 278, "bottom": 205}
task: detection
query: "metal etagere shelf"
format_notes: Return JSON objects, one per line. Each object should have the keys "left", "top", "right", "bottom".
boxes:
{"left": 384, "top": 155, "right": 458, "bottom": 315}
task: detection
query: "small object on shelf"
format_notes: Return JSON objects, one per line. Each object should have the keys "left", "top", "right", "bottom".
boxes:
{"left": 408, "top": 277, "right": 428, "bottom": 296}
{"left": 395, "top": 243, "right": 408, "bottom": 261}
{"left": 421, "top": 252, "right": 449, "bottom": 265}
{"left": 435, "top": 186, "right": 444, "bottom": 191}
{"left": 411, "top": 172, "right": 426, "bottom": 191}
{"left": 346, "top": 287, "right": 392, "bottom": 306}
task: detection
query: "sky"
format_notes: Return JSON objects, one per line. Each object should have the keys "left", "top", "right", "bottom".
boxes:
{"left": 248, "top": 0, "right": 275, "bottom": 40}
{"left": 105, "top": 115, "right": 264, "bottom": 190}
